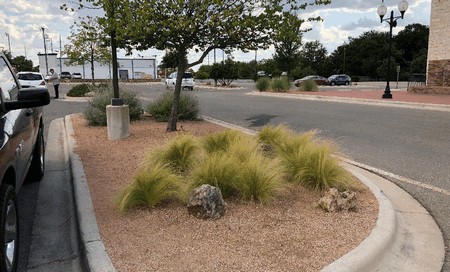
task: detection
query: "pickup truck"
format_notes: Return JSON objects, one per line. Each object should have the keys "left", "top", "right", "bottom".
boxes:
{"left": 0, "top": 52, "right": 50, "bottom": 272}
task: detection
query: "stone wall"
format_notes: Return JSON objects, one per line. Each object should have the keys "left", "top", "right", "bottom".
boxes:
{"left": 427, "top": 59, "right": 450, "bottom": 86}
{"left": 408, "top": 85, "right": 450, "bottom": 95}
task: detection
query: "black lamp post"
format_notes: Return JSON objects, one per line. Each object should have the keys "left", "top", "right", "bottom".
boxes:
{"left": 377, "top": 0, "right": 409, "bottom": 99}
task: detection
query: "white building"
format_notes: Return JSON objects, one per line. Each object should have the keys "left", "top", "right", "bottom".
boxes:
{"left": 38, "top": 53, "right": 157, "bottom": 80}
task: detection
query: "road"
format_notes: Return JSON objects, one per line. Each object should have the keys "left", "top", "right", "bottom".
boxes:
{"left": 137, "top": 81, "right": 450, "bottom": 270}
{"left": 18, "top": 81, "right": 449, "bottom": 271}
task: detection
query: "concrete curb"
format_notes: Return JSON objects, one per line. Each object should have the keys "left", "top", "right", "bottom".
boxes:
{"left": 63, "top": 113, "right": 444, "bottom": 271}
{"left": 64, "top": 115, "right": 117, "bottom": 272}
{"left": 321, "top": 164, "right": 398, "bottom": 272}
{"left": 249, "top": 91, "right": 450, "bottom": 112}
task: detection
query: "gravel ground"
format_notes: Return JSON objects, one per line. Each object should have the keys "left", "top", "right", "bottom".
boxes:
{"left": 71, "top": 114, "right": 378, "bottom": 272}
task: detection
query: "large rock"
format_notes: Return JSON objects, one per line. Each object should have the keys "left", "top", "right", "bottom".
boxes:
{"left": 187, "top": 184, "right": 227, "bottom": 220}
{"left": 318, "top": 188, "right": 356, "bottom": 212}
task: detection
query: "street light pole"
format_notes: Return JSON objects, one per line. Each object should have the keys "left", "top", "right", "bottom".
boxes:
{"left": 377, "top": 0, "right": 408, "bottom": 99}
{"left": 5, "top": 33, "right": 11, "bottom": 54}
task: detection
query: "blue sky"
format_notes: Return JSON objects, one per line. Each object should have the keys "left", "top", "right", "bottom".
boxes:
{"left": 0, "top": 0, "right": 431, "bottom": 70}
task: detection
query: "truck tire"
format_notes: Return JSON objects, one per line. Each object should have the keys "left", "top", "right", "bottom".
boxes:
{"left": 0, "top": 184, "right": 19, "bottom": 272}
{"left": 28, "top": 125, "right": 45, "bottom": 181}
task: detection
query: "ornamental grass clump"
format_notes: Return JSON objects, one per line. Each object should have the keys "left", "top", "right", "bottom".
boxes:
{"left": 256, "top": 77, "right": 271, "bottom": 92}
{"left": 189, "top": 152, "right": 241, "bottom": 198}
{"left": 271, "top": 77, "right": 290, "bottom": 92}
{"left": 202, "top": 129, "right": 243, "bottom": 154}
{"left": 275, "top": 131, "right": 317, "bottom": 182}
{"left": 258, "top": 125, "right": 294, "bottom": 155}
{"left": 299, "top": 80, "right": 319, "bottom": 92}
{"left": 296, "top": 142, "right": 355, "bottom": 191}
{"left": 233, "top": 152, "right": 284, "bottom": 203}
{"left": 115, "top": 164, "right": 181, "bottom": 213}
{"left": 148, "top": 134, "right": 199, "bottom": 175}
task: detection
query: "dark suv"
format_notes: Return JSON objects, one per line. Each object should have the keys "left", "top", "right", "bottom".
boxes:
{"left": 0, "top": 52, "right": 50, "bottom": 271}
{"left": 328, "top": 74, "right": 352, "bottom": 86}
{"left": 60, "top": 71, "right": 71, "bottom": 80}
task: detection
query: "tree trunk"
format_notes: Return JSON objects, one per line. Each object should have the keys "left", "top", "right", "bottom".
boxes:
{"left": 90, "top": 44, "right": 96, "bottom": 86}
{"left": 167, "top": 61, "right": 187, "bottom": 132}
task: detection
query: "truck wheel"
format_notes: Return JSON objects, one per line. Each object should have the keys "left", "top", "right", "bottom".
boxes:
{"left": 28, "top": 125, "right": 45, "bottom": 181}
{"left": 0, "top": 184, "right": 19, "bottom": 272}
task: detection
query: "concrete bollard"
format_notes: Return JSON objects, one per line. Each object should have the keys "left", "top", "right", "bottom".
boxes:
{"left": 106, "top": 105, "right": 130, "bottom": 141}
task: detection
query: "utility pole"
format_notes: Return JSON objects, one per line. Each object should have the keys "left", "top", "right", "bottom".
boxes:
{"left": 59, "top": 35, "right": 62, "bottom": 74}
{"left": 5, "top": 32, "right": 11, "bottom": 54}
{"left": 24, "top": 45, "right": 27, "bottom": 59}
{"left": 41, "top": 27, "right": 49, "bottom": 75}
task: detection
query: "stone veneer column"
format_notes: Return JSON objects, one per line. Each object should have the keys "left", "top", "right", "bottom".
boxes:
{"left": 427, "top": 0, "right": 450, "bottom": 86}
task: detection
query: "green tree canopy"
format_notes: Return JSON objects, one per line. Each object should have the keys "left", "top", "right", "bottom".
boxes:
{"left": 122, "top": 0, "right": 331, "bottom": 131}
{"left": 209, "top": 58, "right": 239, "bottom": 86}
{"left": 11, "top": 56, "right": 34, "bottom": 72}
{"left": 299, "top": 41, "right": 328, "bottom": 76}
{"left": 273, "top": 12, "right": 304, "bottom": 78}
{"left": 64, "top": 16, "right": 111, "bottom": 85}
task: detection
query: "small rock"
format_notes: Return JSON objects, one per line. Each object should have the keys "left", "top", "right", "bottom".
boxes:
{"left": 187, "top": 184, "right": 227, "bottom": 220}
{"left": 318, "top": 188, "right": 356, "bottom": 212}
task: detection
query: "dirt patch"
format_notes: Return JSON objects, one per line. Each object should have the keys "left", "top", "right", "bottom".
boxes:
{"left": 71, "top": 114, "right": 378, "bottom": 272}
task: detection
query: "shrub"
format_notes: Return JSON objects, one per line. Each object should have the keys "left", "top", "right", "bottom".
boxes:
{"left": 271, "top": 77, "right": 290, "bottom": 92}
{"left": 84, "top": 86, "right": 142, "bottom": 126}
{"left": 256, "top": 77, "right": 271, "bottom": 92}
{"left": 195, "top": 71, "right": 209, "bottom": 80}
{"left": 115, "top": 164, "right": 181, "bottom": 212}
{"left": 67, "top": 83, "right": 91, "bottom": 97}
{"left": 148, "top": 134, "right": 199, "bottom": 174}
{"left": 147, "top": 92, "right": 199, "bottom": 122}
{"left": 300, "top": 80, "right": 318, "bottom": 92}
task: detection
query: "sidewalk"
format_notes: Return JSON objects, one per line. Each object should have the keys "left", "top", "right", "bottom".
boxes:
{"left": 252, "top": 89, "right": 450, "bottom": 112}
{"left": 293, "top": 89, "right": 450, "bottom": 105}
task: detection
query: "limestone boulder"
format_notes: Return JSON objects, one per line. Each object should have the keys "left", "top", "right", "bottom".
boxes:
{"left": 187, "top": 184, "right": 227, "bottom": 220}
{"left": 319, "top": 188, "right": 356, "bottom": 212}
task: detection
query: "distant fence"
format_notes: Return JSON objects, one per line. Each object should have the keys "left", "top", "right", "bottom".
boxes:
{"left": 407, "top": 73, "right": 426, "bottom": 88}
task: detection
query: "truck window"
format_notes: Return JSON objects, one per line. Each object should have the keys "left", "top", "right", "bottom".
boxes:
{"left": 0, "top": 57, "right": 19, "bottom": 101}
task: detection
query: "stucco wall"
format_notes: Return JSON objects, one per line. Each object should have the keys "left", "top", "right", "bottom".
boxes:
{"left": 427, "top": 0, "right": 450, "bottom": 86}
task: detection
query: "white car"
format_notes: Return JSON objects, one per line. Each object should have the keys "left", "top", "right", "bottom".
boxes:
{"left": 17, "top": 71, "right": 47, "bottom": 88}
{"left": 165, "top": 72, "right": 195, "bottom": 90}
{"left": 72, "top": 72, "right": 82, "bottom": 79}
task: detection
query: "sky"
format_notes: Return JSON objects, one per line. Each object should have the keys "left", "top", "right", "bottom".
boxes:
{"left": 0, "top": 0, "right": 432, "bottom": 71}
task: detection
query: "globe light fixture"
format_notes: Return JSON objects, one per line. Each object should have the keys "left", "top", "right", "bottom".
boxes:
{"left": 377, "top": 0, "right": 409, "bottom": 99}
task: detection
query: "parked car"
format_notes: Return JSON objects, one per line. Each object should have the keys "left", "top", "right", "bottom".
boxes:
{"left": 0, "top": 52, "right": 50, "bottom": 272}
{"left": 165, "top": 72, "right": 195, "bottom": 90}
{"left": 60, "top": 71, "right": 71, "bottom": 80}
{"left": 294, "top": 75, "right": 329, "bottom": 87}
{"left": 17, "top": 72, "right": 47, "bottom": 89}
{"left": 72, "top": 72, "right": 82, "bottom": 79}
{"left": 328, "top": 74, "right": 352, "bottom": 86}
